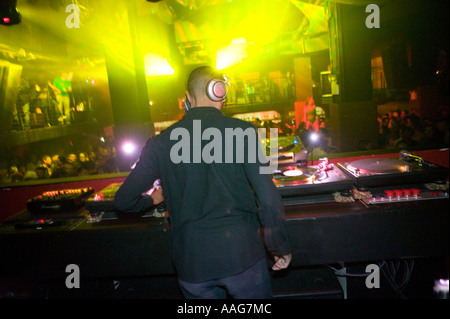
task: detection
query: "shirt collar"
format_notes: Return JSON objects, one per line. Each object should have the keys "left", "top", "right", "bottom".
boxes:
{"left": 186, "top": 106, "right": 223, "bottom": 117}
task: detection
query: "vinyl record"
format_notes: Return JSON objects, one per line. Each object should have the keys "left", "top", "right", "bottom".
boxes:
{"left": 347, "top": 158, "right": 409, "bottom": 174}
{"left": 272, "top": 166, "right": 317, "bottom": 182}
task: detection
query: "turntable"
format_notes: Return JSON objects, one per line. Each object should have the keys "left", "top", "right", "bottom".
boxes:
{"left": 337, "top": 153, "right": 448, "bottom": 188}
{"left": 272, "top": 160, "right": 353, "bottom": 201}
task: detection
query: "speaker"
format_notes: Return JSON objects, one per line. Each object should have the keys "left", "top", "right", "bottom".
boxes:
{"left": 381, "top": 44, "right": 411, "bottom": 90}
{"left": 328, "top": 101, "right": 379, "bottom": 152}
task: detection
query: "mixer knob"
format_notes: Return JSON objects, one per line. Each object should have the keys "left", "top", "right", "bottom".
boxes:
{"left": 393, "top": 190, "right": 403, "bottom": 197}
{"left": 403, "top": 189, "right": 412, "bottom": 197}
{"left": 384, "top": 190, "right": 394, "bottom": 198}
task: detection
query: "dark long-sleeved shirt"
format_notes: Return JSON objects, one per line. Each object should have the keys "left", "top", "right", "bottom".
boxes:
{"left": 114, "top": 107, "right": 291, "bottom": 282}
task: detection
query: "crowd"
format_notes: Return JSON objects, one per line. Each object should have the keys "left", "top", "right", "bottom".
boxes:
{"left": 376, "top": 109, "right": 449, "bottom": 150}
{"left": 252, "top": 114, "right": 337, "bottom": 156}
{"left": 1, "top": 108, "right": 448, "bottom": 184}
{"left": 0, "top": 143, "right": 119, "bottom": 184}
{"left": 254, "top": 106, "right": 449, "bottom": 153}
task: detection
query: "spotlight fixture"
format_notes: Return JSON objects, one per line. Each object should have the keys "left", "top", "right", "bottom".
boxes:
{"left": 0, "top": 0, "right": 21, "bottom": 26}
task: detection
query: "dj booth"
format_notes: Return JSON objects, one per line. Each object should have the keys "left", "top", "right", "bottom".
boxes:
{"left": 0, "top": 150, "right": 448, "bottom": 298}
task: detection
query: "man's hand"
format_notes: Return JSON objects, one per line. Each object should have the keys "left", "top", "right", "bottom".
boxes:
{"left": 272, "top": 254, "right": 292, "bottom": 271}
{"left": 150, "top": 186, "right": 164, "bottom": 205}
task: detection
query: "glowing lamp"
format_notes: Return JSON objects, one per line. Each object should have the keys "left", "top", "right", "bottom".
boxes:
{"left": 310, "top": 132, "right": 319, "bottom": 142}
{"left": 122, "top": 142, "right": 136, "bottom": 155}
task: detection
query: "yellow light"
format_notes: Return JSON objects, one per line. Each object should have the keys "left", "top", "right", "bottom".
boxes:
{"left": 144, "top": 53, "right": 175, "bottom": 77}
{"left": 216, "top": 50, "right": 234, "bottom": 70}
{"left": 231, "top": 37, "right": 246, "bottom": 44}
{"left": 216, "top": 39, "right": 248, "bottom": 70}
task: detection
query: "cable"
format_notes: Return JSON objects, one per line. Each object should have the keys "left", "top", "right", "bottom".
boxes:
{"left": 327, "top": 259, "right": 415, "bottom": 298}
{"left": 326, "top": 261, "right": 386, "bottom": 277}
{"left": 380, "top": 259, "right": 415, "bottom": 299}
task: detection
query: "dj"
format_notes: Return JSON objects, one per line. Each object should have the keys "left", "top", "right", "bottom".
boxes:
{"left": 114, "top": 66, "right": 292, "bottom": 299}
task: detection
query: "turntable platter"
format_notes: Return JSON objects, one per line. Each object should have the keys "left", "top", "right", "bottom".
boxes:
{"left": 347, "top": 158, "right": 409, "bottom": 174}
{"left": 272, "top": 166, "right": 317, "bottom": 182}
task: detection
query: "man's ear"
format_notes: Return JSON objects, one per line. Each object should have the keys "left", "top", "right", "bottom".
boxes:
{"left": 186, "top": 91, "right": 192, "bottom": 105}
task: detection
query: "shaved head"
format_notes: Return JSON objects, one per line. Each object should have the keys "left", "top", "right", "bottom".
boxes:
{"left": 187, "top": 66, "right": 224, "bottom": 100}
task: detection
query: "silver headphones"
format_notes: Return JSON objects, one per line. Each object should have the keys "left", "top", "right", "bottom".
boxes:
{"left": 206, "top": 76, "right": 228, "bottom": 102}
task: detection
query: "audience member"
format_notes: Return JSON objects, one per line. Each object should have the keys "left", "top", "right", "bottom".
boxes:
{"left": 97, "top": 145, "right": 118, "bottom": 174}
{"left": 35, "top": 166, "right": 47, "bottom": 180}
{"left": 9, "top": 166, "right": 24, "bottom": 183}
{"left": 66, "top": 153, "right": 81, "bottom": 176}
{"left": 377, "top": 113, "right": 391, "bottom": 148}
{"left": 51, "top": 155, "right": 70, "bottom": 178}
{"left": 40, "top": 155, "right": 53, "bottom": 177}
{"left": 407, "top": 114, "right": 427, "bottom": 146}
{"left": 78, "top": 152, "right": 96, "bottom": 175}
{"left": 23, "top": 170, "right": 38, "bottom": 181}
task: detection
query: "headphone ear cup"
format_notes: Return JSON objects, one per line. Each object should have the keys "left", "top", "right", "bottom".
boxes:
{"left": 206, "top": 79, "right": 227, "bottom": 102}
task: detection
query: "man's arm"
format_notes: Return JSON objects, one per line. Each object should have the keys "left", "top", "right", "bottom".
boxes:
{"left": 243, "top": 128, "right": 292, "bottom": 268}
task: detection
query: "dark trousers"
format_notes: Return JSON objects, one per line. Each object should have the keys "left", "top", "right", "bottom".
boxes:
{"left": 178, "top": 258, "right": 272, "bottom": 299}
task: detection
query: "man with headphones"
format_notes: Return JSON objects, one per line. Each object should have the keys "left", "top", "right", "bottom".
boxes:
{"left": 115, "top": 65, "right": 292, "bottom": 299}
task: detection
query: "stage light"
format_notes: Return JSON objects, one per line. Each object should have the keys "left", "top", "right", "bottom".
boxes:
{"left": 0, "top": 0, "right": 21, "bottom": 26}
{"left": 310, "top": 132, "right": 319, "bottom": 142}
{"left": 216, "top": 39, "right": 248, "bottom": 70}
{"left": 309, "top": 132, "right": 319, "bottom": 166}
{"left": 122, "top": 141, "right": 137, "bottom": 155}
{"left": 144, "top": 53, "right": 175, "bottom": 77}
